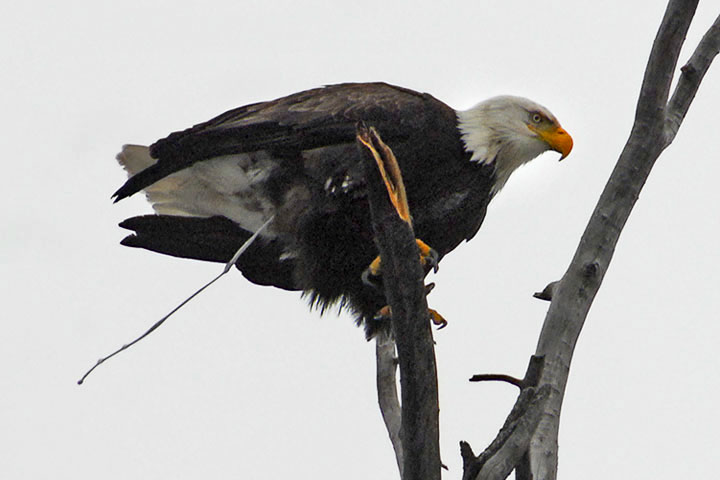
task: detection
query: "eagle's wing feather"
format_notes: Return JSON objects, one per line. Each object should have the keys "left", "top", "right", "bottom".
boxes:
{"left": 119, "top": 214, "right": 299, "bottom": 290}
{"left": 114, "top": 83, "right": 435, "bottom": 202}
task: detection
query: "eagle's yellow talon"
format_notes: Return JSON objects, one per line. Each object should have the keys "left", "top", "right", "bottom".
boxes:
{"left": 429, "top": 308, "right": 448, "bottom": 329}
{"left": 416, "top": 239, "right": 439, "bottom": 273}
{"left": 368, "top": 255, "right": 382, "bottom": 276}
{"left": 362, "top": 255, "right": 384, "bottom": 288}
{"left": 362, "top": 239, "right": 437, "bottom": 287}
{"left": 373, "top": 305, "right": 392, "bottom": 321}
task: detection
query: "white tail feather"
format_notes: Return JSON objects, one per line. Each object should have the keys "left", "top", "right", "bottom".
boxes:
{"left": 115, "top": 145, "right": 277, "bottom": 234}
{"left": 116, "top": 144, "right": 155, "bottom": 174}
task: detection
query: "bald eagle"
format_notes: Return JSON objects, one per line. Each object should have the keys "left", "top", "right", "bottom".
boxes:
{"left": 114, "top": 82, "right": 572, "bottom": 337}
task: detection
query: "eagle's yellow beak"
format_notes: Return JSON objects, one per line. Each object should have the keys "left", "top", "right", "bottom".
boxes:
{"left": 531, "top": 124, "right": 574, "bottom": 160}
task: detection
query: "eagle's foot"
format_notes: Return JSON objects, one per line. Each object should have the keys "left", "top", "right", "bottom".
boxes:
{"left": 429, "top": 308, "right": 448, "bottom": 329}
{"left": 373, "top": 305, "right": 393, "bottom": 322}
{"left": 372, "top": 305, "right": 448, "bottom": 330}
{"left": 416, "top": 239, "right": 439, "bottom": 274}
{"left": 361, "top": 255, "right": 384, "bottom": 289}
{"left": 361, "top": 239, "right": 438, "bottom": 289}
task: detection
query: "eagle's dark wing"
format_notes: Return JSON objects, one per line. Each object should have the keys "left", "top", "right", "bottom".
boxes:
{"left": 113, "top": 82, "right": 445, "bottom": 202}
{"left": 113, "top": 82, "right": 571, "bottom": 337}
{"left": 114, "top": 82, "right": 490, "bottom": 335}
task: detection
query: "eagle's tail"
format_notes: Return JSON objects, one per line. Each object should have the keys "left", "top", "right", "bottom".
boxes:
{"left": 115, "top": 145, "right": 277, "bottom": 235}
{"left": 115, "top": 145, "right": 206, "bottom": 217}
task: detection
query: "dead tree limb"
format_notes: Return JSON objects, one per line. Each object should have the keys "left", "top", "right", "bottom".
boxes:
{"left": 524, "top": 2, "right": 718, "bottom": 478}
{"left": 357, "top": 124, "right": 441, "bottom": 480}
{"left": 463, "top": 2, "right": 719, "bottom": 479}
{"left": 528, "top": 5, "right": 719, "bottom": 478}
{"left": 461, "top": 356, "right": 547, "bottom": 480}
{"left": 461, "top": 384, "right": 551, "bottom": 480}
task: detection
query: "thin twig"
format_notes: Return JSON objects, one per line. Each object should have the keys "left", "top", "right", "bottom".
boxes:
{"left": 78, "top": 216, "right": 273, "bottom": 384}
{"left": 468, "top": 374, "right": 524, "bottom": 389}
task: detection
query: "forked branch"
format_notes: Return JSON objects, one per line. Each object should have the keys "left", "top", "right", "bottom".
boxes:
{"left": 464, "top": 2, "right": 719, "bottom": 479}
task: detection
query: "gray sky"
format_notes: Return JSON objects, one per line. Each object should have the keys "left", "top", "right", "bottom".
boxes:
{"left": 2, "top": 1, "right": 719, "bottom": 479}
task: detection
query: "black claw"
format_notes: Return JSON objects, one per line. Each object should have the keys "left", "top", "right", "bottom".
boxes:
{"left": 373, "top": 308, "right": 392, "bottom": 323}
{"left": 361, "top": 267, "right": 382, "bottom": 290}
{"left": 425, "top": 248, "right": 439, "bottom": 273}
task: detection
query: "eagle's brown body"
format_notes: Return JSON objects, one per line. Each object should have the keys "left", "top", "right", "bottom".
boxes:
{"left": 115, "top": 82, "right": 571, "bottom": 336}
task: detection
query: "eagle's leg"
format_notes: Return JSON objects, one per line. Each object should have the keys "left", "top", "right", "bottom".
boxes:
{"left": 357, "top": 125, "right": 446, "bottom": 327}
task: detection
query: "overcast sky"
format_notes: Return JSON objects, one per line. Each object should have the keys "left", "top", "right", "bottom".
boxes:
{"left": 3, "top": 1, "right": 719, "bottom": 479}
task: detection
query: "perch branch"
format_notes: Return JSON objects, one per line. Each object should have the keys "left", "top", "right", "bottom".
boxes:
{"left": 357, "top": 124, "right": 441, "bottom": 480}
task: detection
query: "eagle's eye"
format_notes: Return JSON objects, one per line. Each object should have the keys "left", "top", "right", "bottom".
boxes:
{"left": 531, "top": 113, "right": 543, "bottom": 123}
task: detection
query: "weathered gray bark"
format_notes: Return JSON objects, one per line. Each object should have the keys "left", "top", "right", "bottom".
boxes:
{"left": 461, "top": 357, "right": 548, "bottom": 480}
{"left": 376, "top": 334, "right": 404, "bottom": 477}
{"left": 462, "top": 1, "right": 719, "bottom": 479}
{"left": 527, "top": 3, "right": 719, "bottom": 478}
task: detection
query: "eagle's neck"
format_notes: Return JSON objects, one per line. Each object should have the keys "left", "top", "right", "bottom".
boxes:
{"left": 455, "top": 98, "right": 550, "bottom": 195}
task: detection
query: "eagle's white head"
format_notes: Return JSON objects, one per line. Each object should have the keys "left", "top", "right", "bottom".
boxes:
{"left": 456, "top": 96, "right": 573, "bottom": 194}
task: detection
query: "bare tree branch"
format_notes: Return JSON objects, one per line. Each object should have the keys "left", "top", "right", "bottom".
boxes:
{"left": 357, "top": 124, "right": 441, "bottom": 480}
{"left": 463, "top": 3, "right": 718, "bottom": 479}
{"left": 474, "top": 384, "right": 551, "bottom": 480}
{"left": 462, "top": 356, "right": 546, "bottom": 480}
{"left": 522, "top": 2, "right": 719, "bottom": 479}
{"left": 376, "top": 334, "right": 404, "bottom": 478}
{"left": 468, "top": 374, "right": 525, "bottom": 389}
{"left": 665, "top": 13, "right": 720, "bottom": 145}
{"left": 461, "top": 389, "right": 549, "bottom": 480}
{"left": 469, "top": 355, "right": 545, "bottom": 391}
{"left": 634, "top": 1, "right": 698, "bottom": 125}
